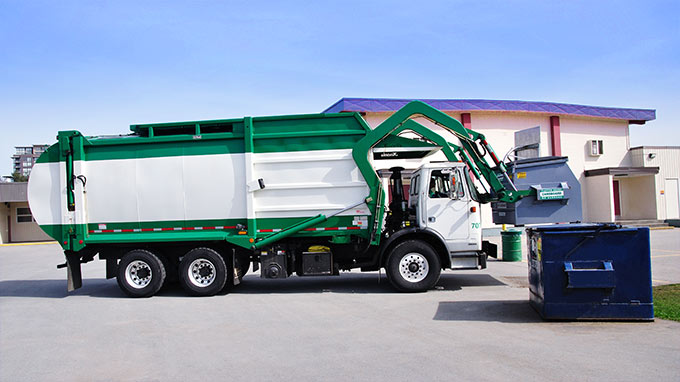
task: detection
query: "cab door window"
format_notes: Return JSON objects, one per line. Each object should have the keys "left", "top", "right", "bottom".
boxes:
{"left": 428, "top": 170, "right": 450, "bottom": 198}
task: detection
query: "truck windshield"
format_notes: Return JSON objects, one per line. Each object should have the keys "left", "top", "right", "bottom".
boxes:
{"left": 464, "top": 169, "right": 481, "bottom": 202}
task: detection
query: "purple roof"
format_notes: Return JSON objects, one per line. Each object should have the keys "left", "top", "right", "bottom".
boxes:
{"left": 323, "top": 98, "right": 655, "bottom": 124}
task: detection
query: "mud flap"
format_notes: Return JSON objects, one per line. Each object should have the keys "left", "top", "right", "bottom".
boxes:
{"left": 65, "top": 252, "right": 82, "bottom": 292}
{"left": 482, "top": 240, "right": 497, "bottom": 259}
{"left": 106, "top": 258, "right": 118, "bottom": 279}
{"left": 232, "top": 250, "right": 240, "bottom": 286}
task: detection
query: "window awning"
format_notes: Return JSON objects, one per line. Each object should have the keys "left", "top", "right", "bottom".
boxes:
{"left": 584, "top": 167, "right": 659, "bottom": 177}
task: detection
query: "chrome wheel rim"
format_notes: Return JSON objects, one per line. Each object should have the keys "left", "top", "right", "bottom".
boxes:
{"left": 188, "top": 258, "right": 216, "bottom": 288}
{"left": 399, "top": 253, "right": 429, "bottom": 283}
{"left": 125, "top": 260, "right": 152, "bottom": 289}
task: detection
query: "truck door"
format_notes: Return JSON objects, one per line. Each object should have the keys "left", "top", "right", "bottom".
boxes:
{"left": 422, "top": 168, "right": 470, "bottom": 248}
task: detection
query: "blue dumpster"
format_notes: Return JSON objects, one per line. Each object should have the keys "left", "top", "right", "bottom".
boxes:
{"left": 527, "top": 224, "right": 653, "bottom": 320}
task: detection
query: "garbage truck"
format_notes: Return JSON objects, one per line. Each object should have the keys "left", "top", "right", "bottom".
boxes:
{"left": 28, "top": 101, "right": 576, "bottom": 297}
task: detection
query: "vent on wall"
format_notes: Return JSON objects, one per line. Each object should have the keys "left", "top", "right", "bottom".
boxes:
{"left": 589, "top": 140, "right": 604, "bottom": 156}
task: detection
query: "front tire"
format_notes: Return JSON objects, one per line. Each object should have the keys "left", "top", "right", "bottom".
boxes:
{"left": 117, "top": 249, "right": 166, "bottom": 298}
{"left": 386, "top": 240, "right": 441, "bottom": 292}
{"left": 179, "top": 247, "right": 228, "bottom": 296}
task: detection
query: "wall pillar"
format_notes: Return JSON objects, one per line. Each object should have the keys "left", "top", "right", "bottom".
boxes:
{"left": 461, "top": 113, "right": 472, "bottom": 130}
{"left": 550, "top": 116, "right": 562, "bottom": 156}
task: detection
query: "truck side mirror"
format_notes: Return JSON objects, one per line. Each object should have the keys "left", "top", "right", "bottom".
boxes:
{"left": 449, "top": 173, "right": 459, "bottom": 200}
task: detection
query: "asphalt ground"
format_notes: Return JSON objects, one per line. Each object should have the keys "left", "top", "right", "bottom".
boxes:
{"left": 1, "top": 229, "right": 679, "bottom": 381}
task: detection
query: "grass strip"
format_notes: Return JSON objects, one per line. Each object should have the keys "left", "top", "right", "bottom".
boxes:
{"left": 653, "top": 284, "right": 680, "bottom": 322}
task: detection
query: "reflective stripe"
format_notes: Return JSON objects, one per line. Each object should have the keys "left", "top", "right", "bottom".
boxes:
{"left": 89, "top": 225, "right": 240, "bottom": 234}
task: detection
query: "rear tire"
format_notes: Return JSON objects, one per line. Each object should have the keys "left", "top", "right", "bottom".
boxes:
{"left": 179, "top": 247, "right": 228, "bottom": 296}
{"left": 117, "top": 249, "right": 166, "bottom": 298}
{"left": 386, "top": 240, "right": 441, "bottom": 292}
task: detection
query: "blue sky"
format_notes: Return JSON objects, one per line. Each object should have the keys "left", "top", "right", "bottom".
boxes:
{"left": 1, "top": 1, "right": 678, "bottom": 176}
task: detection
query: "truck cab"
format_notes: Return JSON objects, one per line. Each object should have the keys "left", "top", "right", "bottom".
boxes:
{"left": 385, "top": 162, "right": 484, "bottom": 271}
{"left": 408, "top": 163, "right": 482, "bottom": 269}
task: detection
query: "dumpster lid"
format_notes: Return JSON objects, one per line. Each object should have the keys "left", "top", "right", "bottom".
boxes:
{"left": 507, "top": 156, "right": 568, "bottom": 169}
{"left": 527, "top": 223, "right": 621, "bottom": 232}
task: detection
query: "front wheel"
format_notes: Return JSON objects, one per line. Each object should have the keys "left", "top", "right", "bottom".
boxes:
{"left": 386, "top": 240, "right": 441, "bottom": 292}
{"left": 179, "top": 247, "right": 228, "bottom": 296}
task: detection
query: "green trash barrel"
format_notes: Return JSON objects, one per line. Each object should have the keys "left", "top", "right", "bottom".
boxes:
{"left": 501, "top": 230, "right": 522, "bottom": 262}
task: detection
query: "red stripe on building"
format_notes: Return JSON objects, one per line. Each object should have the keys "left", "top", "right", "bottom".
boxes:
{"left": 550, "top": 116, "right": 561, "bottom": 156}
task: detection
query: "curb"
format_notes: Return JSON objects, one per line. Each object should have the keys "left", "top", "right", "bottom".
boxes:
{"left": 0, "top": 241, "right": 58, "bottom": 247}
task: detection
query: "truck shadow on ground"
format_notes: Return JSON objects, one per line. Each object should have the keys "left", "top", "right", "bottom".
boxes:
{"left": 0, "top": 273, "right": 506, "bottom": 298}
{"left": 0, "top": 279, "right": 126, "bottom": 298}
{"left": 222, "top": 272, "right": 504, "bottom": 295}
{"left": 433, "top": 300, "right": 542, "bottom": 323}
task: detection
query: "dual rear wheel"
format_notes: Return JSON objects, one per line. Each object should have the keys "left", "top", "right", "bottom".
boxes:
{"left": 116, "top": 247, "right": 230, "bottom": 297}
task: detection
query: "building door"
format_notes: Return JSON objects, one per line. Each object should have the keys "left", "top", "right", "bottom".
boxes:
{"left": 665, "top": 178, "right": 680, "bottom": 219}
{"left": 613, "top": 180, "right": 621, "bottom": 218}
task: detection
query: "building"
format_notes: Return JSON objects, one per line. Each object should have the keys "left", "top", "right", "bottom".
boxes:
{"left": 12, "top": 144, "right": 48, "bottom": 177}
{"left": 0, "top": 182, "right": 52, "bottom": 243}
{"left": 324, "top": 98, "right": 658, "bottom": 227}
{"left": 629, "top": 146, "right": 680, "bottom": 221}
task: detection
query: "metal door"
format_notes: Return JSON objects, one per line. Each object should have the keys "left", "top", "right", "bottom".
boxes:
{"left": 613, "top": 180, "right": 621, "bottom": 217}
{"left": 665, "top": 178, "right": 680, "bottom": 219}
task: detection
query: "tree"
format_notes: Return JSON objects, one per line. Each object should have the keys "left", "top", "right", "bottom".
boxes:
{"left": 11, "top": 172, "right": 28, "bottom": 182}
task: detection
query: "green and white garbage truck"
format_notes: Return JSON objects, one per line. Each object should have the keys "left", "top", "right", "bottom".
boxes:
{"left": 28, "top": 101, "right": 539, "bottom": 297}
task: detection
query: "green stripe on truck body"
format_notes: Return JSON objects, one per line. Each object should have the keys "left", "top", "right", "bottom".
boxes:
{"left": 40, "top": 215, "right": 368, "bottom": 248}
{"left": 37, "top": 112, "right": 372, "bottom": 163}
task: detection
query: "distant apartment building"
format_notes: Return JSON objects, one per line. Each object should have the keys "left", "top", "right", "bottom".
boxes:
{"left": 12, "top": 145, "right": 48, "bottom": 177}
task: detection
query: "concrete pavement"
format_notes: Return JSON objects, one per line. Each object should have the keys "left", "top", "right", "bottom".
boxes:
{"left": 1, "top": 229, "right": 679, "bottom": 381}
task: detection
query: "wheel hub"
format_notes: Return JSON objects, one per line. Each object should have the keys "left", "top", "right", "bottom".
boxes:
{"left": 125, "top": 260, "right": 153, "bottom": 289}
{"left": 188, "top": 259, "right": 216, "bottom": 287}
{"left": 398, "top": 253, "right": 429, "bottom": 283}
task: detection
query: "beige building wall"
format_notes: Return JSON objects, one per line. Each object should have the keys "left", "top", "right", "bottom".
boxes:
{"left": 0, "top": 203, "right": 8, "bottom": 244}
{"left": 585, "top": 175, "right": 615, "bottom": 222}
{"left": 618, "top": 176, "right": 657, "bottom": 220}
{"left": 8, "top": 202, "right": 52, "bottom": 242}
{"left": 364, "top": 111, "right": 636, "bottom": 227}
{"left": 631, "top": 146, "right": 680, "bottom": 220}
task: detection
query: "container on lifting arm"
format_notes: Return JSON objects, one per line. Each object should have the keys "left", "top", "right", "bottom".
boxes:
{"left": 491, "top": 156, "right": 582, "bottom": 225}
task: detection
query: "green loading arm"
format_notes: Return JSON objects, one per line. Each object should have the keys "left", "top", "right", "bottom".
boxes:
{"left": 352, "top": 101, "right": 533, "bottom": 205}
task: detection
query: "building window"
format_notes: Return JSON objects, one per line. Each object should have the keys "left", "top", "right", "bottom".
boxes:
{"left": 589, "top": 140, "right": 604, "bottom": 156}
{"left": 16, "top": 207, "right": 34, "bottom": 223}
